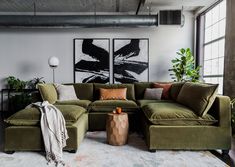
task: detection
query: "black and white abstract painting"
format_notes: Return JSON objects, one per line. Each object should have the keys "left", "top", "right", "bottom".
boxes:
{"left": 113, "top": 39, "right": 149, "bottom": 83}
{"left": 74, "top": 38, "right": 110, "bottom": 83}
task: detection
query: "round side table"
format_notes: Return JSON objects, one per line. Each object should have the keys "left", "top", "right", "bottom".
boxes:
{"left": 106, "top": 112, "right": 129, "bottom": 146}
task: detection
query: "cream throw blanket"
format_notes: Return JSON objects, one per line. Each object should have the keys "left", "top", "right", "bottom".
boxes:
{"left": 27, "top": 101, "right": 69, "bottom": 166}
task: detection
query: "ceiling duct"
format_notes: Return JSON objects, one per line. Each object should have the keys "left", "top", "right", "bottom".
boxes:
{"left": 0, "top": 15, "right": 158, "bottom": 28}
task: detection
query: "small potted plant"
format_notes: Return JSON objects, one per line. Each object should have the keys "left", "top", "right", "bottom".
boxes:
{"left": 27, "top": 77, "right": 45, "bottom": 89}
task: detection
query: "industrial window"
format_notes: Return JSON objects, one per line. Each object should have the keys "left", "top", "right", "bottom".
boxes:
{"left": 202, "top": 0, "right": 226, "bottom": 94}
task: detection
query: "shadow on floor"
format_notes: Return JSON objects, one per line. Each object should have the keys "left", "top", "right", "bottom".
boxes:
{"left": 210, "top": 150, "right": 235, "bottom": 167}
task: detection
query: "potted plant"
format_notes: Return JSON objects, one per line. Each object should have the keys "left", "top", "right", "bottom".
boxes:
{"left": 169, "top": 48, "right": 201, "bottom": 82}
{"left": 27, "top": 77, "right": 45, "bottom": 89}
{"left": 6, "top": 76, "right": 27, "bottom": 91}
{"left": 5, "top": 76, "right": 30, "bottom": 116}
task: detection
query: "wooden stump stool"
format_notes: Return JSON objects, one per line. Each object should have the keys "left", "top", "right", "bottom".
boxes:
{"left": 106, "top": 112, "right": 129, "bottom": 146}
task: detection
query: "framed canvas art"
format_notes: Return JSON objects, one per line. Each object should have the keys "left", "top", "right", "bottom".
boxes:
{"left": 113, "top": 38, "right": 149, "bottom": 83}
{"left": 74, "top": 38, "right": 110, "bottom": 83}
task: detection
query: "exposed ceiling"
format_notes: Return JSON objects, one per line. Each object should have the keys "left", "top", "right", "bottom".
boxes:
{"left": 0, "top": 0, "right": 218, "bottom": 15}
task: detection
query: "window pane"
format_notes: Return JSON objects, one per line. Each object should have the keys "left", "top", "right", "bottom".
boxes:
{"left": 211, "top": 41, "right": 219, "bottom": 59}
{"left": 219, "top": 0, "right": 226, "bottom": 20}
{"left": 211, "top": 23, "right": 219, "bottom": 41}
{"left": 211, "top": 59, "right": 219, "bottom": 75}
{"left": 204, "top": 44, "right": 212, "bottom": 60}
{"left": 218, "top": 77, "right": 223, "bottom": 94}
{"left": 205, "top": 11, "right": 212, "bottom": 27}
{"left": 202, "top": 0, "right": 225, "bottom": 95}
{"left": 212, "top": 5, "right": 219, "bottom": 24}
{"left": 204, "top": 60, "right": 212, "bottom": 75}
{"left": 219, "top": 39, "right": 225, "bottom": 57}
{"left": 218, "top": 57, "right": 224, "bottom": 75}
{"left": 204, "top": 77, "right": 223, "bottom": 94}
{"left": 204, "top": 77, "right": 211, "bottom": 83}
{"left": 205, "top": 27, "right": 212, "bottom": 43}
{"left": 219, "top": 19, "right": 226, "bottom": 37}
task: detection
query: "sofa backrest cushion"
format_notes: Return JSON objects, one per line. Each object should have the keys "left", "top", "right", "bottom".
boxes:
{"left": 170, "top": 82, "right": 185, "bottom": 101}
{"left": 176, "top": 82, "right": 218, "bottom": 117}
{"left": 134, "top": 82, "right": 153, "bottom": 100}
{"left": 100, "top": 88, "right": 127, "bottom": 100}
{"left": 69, "top": 83, "right": 94, "bottom": 101}
{"left": 38, "top": 83, "right": 58, "bottom": 104}
{"left": 94, "top": 83, "right": 135, "bottom": 100}
{"left": 153, "top": 82, "right": 172, "bottom": 100}
{"left": 55, "top": 84, "right": 78, "bottom": 101}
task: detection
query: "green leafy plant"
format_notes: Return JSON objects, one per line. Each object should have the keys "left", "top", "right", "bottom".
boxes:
{"left": 28, "top": 77, "right": 45, "bottom": 89}
{"left": 6, "top": 76, "right": 27, "bottom": 91}
{"left": 169, "top": 48, "right": 201, "bottom": 82}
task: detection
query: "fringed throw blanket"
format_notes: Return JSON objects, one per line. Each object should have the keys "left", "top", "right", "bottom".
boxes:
{"left": 27, "top": 101, "right": 69, "bottom": 166}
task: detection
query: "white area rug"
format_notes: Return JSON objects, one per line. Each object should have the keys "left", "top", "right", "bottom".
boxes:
{"left": 0, "top": 131, "right": 228, "bottom": 167}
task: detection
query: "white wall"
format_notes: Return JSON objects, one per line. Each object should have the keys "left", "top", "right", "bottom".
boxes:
{"left": 0, "top": 12, "right": 194, "bottom": 89}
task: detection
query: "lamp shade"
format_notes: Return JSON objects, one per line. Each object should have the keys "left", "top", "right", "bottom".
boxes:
{"left": 48, "top": 56, "right": 59, "bottom": 68}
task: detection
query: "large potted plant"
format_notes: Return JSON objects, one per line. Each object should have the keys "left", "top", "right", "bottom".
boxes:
{"left": 5, "top": 76, "right": 34, "bottom": 117}
{"left": 169, "top": 48, "right": 201, "bottom": 82}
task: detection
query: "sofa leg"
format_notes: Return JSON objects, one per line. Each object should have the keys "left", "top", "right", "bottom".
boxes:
{"left": 5, "top": 151, "right": 15, "bottom": 154}
{"left": 149, "top": 149, "right": 156, "bottom": 153}
{"left": 222, "top": 150, "right": 229, "bottom": 156}
{"left": 67, "top": 150, "right": 77, "bottom": 153}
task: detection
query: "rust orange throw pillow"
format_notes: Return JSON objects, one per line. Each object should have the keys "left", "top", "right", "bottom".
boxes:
{"left": 100, "top": 88, "right": 127, "bottom": 100}
{"left": 153, "top": 83, "right": 172, "bottom": 100}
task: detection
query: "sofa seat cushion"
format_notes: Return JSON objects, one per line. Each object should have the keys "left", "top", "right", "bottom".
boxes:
{"left": 5, "top": 105, "right": 86, "bottom": 126}
{"left": 137, "top": 100, "right": 173, "bottom": 107}
{"left": 55, "top": 100, "right": 91, "bottom": 108}
{"left": 90, "top": 100, "right": 139, "bottom": 112}
{"left": 142, "top": 103, "right": 217, "bottom": 126}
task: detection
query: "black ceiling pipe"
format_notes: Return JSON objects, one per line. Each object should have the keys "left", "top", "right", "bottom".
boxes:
{"left": 0, "top": 15, "right": 158, "bottom": 28}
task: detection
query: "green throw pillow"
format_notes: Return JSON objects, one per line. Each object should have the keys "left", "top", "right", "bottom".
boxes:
{"left": 38, "top": 83, "right": 58, "bottom": 104}
{"left": 176, "top": 82, "right": 218, "bottom": 116}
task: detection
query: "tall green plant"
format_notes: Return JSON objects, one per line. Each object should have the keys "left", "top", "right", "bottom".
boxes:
{"left": 169, "top": 48, "right": 201, "bottom": 82}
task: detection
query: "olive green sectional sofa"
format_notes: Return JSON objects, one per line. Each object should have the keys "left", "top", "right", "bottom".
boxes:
{"left": 4, "top": 82, "right": 232, "bottom": 154}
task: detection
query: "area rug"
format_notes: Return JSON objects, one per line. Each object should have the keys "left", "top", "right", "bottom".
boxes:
{"left": 0, "top": 132, "right": 228, "bottom": 167}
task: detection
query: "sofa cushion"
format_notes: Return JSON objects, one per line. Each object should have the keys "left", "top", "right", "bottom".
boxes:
{"left": 94, "top": 83, "right": 135, "bottom": 100}
{"left": 65, "top": 83, "right": 93, "bottom": 101}
{"left": 142, "top": 103, "right": 217, "bottom": 125}
{"left": 38, "top": 83, "right": 57, "bottom": 104}
{"left": 55, "top": 100, "right": 91, "bottom": 108}
{"left": 5, "top": 105, "right": 86, "bottom": 126}
{"left": 153, "top": 82, "right": 172, "bottom": 100}
{"left": 55, "top": 84, "right": 78, "bottom": 101}
{"left": 137, "top": 99, "right": 173, "bottom": 107}
{"left": 177, "top": 82, "right": 218, "bottom": 116}
{"left": 134, "top": 82, "right": 153, "bottom": 100}
{"left": 170, "top": 82, "right": 185, "bottom": 101}
{"left": 144, "top": 88, "right": 163, "bottom": 100}
{"left": 90, "top": 100, "right": 139, "bottom": 112}
{"left": 100, "top": 88, "right": 127, "bottom": 100}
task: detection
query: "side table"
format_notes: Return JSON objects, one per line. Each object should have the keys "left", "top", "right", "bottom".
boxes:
{"left": 106, "top": 112, "right": 129, "bottom": 146}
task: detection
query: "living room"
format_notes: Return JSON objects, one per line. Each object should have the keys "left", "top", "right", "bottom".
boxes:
{"left": 0, "top": 0, "right": 234, "bottom": 166}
